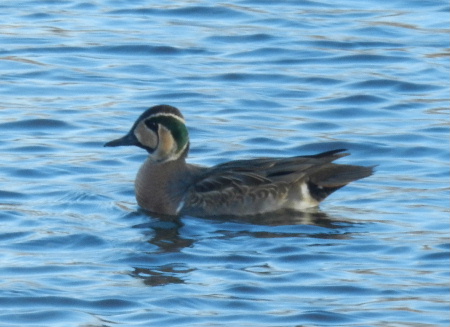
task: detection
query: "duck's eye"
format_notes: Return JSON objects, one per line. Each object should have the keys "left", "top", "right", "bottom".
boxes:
{"left": 145, "top": 120, "right": 158, "bottom": 132}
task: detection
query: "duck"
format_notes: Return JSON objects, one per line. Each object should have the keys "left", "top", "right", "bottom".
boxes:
{"left": 105, "top": 105, "right": 373, "bottom": 217}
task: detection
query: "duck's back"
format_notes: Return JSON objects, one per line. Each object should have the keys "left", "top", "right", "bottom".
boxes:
{"left": 181, "top": 149, "right": 373, "bottom": 217}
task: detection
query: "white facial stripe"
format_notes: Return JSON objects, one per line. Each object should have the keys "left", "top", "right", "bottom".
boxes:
{"left": 146, "top": 113, "right": 185, "bottom": 124}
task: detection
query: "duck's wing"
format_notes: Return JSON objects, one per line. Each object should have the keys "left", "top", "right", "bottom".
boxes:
{"left": 192, "top": 149, "right": 350, "bottom": 189}
{"left": 182, "top": 149, "right": 373, "bottom": 216}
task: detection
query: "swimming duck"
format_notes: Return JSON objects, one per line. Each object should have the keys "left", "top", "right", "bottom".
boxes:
{"left": 105, "top": 105, "right": 373, "bottom": 217}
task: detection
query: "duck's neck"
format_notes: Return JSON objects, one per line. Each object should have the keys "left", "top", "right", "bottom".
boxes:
{"left": 134, "top": 156, "right": 189, "bottom": 215}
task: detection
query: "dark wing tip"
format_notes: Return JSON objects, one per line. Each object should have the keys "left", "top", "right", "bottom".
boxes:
{"left": 312, "top": 149, "right": 348, "bottom": 158}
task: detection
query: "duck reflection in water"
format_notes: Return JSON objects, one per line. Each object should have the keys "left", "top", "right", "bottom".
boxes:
{"left": 129, "top": 208, "right": 361, "bottom": 286}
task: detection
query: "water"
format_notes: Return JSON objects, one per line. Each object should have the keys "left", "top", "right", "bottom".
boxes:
{"left": 0, "top": 1, "right": 449, "bottom": 326}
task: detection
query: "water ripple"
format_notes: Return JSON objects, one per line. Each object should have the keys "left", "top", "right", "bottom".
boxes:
{"left": 110, "top": 5, "right": 250, "bottom": 20}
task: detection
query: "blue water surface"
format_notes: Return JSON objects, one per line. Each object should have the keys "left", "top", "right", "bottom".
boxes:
{"left": 0, "top": 1, "right": 449, "bottom": 326}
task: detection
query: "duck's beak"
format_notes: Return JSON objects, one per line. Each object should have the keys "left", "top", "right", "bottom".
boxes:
{"left": 104, "top": 133, "right": 137, "bottom": 147}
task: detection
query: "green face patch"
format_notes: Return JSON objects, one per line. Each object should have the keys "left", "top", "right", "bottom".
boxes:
{"left": 147, "top": 115, "right": 189, "bottom": 151}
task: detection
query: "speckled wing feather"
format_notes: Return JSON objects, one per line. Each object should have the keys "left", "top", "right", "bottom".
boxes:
{"left": 181, "top": 149, "right": 372, "bottom": 216}
{"left": 190, "top": 149, "right": 349, "bottom": 189}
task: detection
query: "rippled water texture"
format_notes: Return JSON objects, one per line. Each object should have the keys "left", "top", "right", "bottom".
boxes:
{"left": 1, "top": 1, "right": 449, "bottom": 326}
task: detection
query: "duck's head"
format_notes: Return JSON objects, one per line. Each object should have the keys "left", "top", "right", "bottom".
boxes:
{"left": 104, "top": 105, "right": 189, "bottom": 163}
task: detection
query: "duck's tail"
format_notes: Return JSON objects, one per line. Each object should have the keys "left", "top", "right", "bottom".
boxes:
{"left": 307, "top": 164, "right": 374, "bottom": 202}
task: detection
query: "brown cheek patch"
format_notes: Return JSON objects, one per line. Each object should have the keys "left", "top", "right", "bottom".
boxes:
{"left": 135, "top": 121, "right": 158, "bottom": 149}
